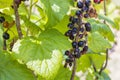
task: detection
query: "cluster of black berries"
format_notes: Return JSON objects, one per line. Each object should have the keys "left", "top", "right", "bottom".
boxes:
{"left": 0, "top": 16, "right": 10, "bottom": 40}
{"left": 64, "top": 0, "right": 92, "bottom": 67}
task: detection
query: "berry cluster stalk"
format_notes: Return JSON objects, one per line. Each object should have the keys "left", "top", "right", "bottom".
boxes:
{"left": 13, "top": 0, "right": 23, "bottom": 39}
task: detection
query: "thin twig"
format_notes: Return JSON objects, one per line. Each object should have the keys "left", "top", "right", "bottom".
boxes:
{"left": 99, "top": 49, "right": 108, "bottom": 74}
{"left": 70, "top": 59, "right": 76, "bottom": 80}
{"left": 13, "top": 0, "right": 23, "bottom": 39}
{"left": 98, "top": 0, "right": 108, "bottom": 75}
{"left": 3, "top": 39, "right": 7, "bottom": 50}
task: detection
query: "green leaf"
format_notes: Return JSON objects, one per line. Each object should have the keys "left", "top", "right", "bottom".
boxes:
{"left": 86, "top": 72, "right": 94, "bottom": 80}
{"left": 54, "top": 15, "right": 69, "bottom": 34}
{"left": 26, "top": 50, "right": 63, "bottom": 80}
{"left": 21, "top": 15, "right": 41, "bottom": 35}
{"left": 88, "top": 32, "right": 112, "bottom": 53}
{"left": 76, "top": 54, "right": 91, "bottom": 72}
{"left": 12, "top": 29, "right": 71, "bottom": 62}
{"left": 89, "top": 54, "right": 106, "bottom": 69}
{"left": 0, "top": 52, "right": 35, "bottom": 80}
{"left": 0, "top": 0, "right": 12, "bottom": 8}
{"left": 101, "top": 72, "right": 111, "bottom": 80}
{"left": 98, "top": 14, "right": 116, "bottom": 27}
{"left": 88, "top": 19, "right": 114, "bottom": 41}
{"left": 0, "top": 24, "right": 3, "bottom": 50}
{"left": 40, "top": 0, "right": 73, "bottom": 28}
{"left": 54, "top": 66, "right": 79, "bottom": 80}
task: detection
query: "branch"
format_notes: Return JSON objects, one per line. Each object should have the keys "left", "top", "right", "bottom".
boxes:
{"left": 98, "top": 0, "right": 108, "bottom": 75}
{"left": 99, "top": 49, "right": 108, "bottom": 74}
{"left": 70, "top": 59, "right": 76, "bottom": 80}
{"left": 3, "top": 39, "right": 7, "bottom": 50}
{"left": 13, "top": 0, "right": 23, "bottom": 39}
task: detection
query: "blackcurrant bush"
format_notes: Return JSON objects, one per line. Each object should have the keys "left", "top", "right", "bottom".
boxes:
{"left": 78, "top": 41, "right": 84, "bottom": 47}
{"left": 0, "top": 16, "right": 5, "bottom": 23}
{"left": 3, "top": 32, "right": 10, "bottom": 40}
{"left": 77, "top": 1, "right": 83, "bottom": 8}
{"left": 72, "top": 41, "right": 77, "bottom": 48}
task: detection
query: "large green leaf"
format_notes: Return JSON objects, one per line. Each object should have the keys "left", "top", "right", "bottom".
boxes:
{"left": 98, "top": 14, "right": 116, "bottom": 27}
{"left": 88, "top": 32, "right": 111, "bottom": 53}
{"left": 89, "top": 54, "right": 106, "bottom": 69}
{"left": 54, "top": 15, "right": 69, "bottom": 34}
{"left": 21, "top": 15, "right": 41, "bottom": 35}
{"left": 88, "top": 19, "right": 114, "bottom": 42}
{"left": 26, "top": 50, "right": 63, "bottom": 80}
{"left": 0, "top": 52, "right": 35, "bottom": 80}
{"left": 54, "top": 66, "right": 79, "bottom": 80}
{"left": 0, "top": 0, "right": 12, "bottom": 8}
{"left": 12, "top": 29, "right": 71, "bottom": 62}
{"left": 76, "top": 54, "right": 91, "bottom": 72}
{"left": 40, "top": 0, "right": 73, "bottom": 28}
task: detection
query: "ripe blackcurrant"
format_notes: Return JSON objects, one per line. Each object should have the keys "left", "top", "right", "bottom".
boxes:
{"left": 65, "top": 50, "right": 70, "bottom": 55}
{"left": 78, "top": 41, "right": 84, "bottom": 47}
{"left": 83, "top": 46, "right": 88, "bottom": 52}
{"left": 79, "top": 27, "right": 84, "bottom": 32}
{"left": 85, "top": 22, "right": 91, "bottom": 31}
{"left": 69, "top": 34, "right": 74, "bottom": 40}
{"left": 67, "top": 23, "right": 74, "bottom": 29}
{"left": 3, "top": 32, "right": 10, "bottom": 40}
{"left": 76, "top": 10, "right": 82, "bottom": 16}
{"left": 0, "top": 16, "right": 5, "bottom": 23}
{"left": 74, "top": 48, "right": 80, "bottom": 53}
{"left": 82, "top": 6, "right": 89, "bottom": 12}
{"left": 74, "top": 53, "right": 81, "bottom": 58}
{"left": 72, "top": 41, "right": 77, "bottom": 48}
{"left": 72, "top": 27, "right": 77, "bottom": 34}
{"left": 84, "top": 13, "right": 89, "bottom": 18}
{"left": 77, "top": 1, "right": 83, "bottom": 8}
{"left": 85, "top": 0, "right": 91, "bottom": 7}
{"left": 72, "top": 18, "right": 78, "bottom": 24}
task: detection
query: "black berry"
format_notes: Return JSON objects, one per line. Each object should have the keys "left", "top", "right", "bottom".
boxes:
{"left": 65, "top": 50, "right": 70, "bottom": 55}
{"left": 77, "top": 1, "right": 83, "bottom": 8}
{"left": 76, "top": 10, "right": 82, "bottom": 16}
{"left": 85, "top": 0, "right": 91, "bottom": 7}
{"left": 69, "top": 34, "right": 74, "bottom": 40}
{"left": 0, "top": 16, "right": 5, "bottom": 23}
{"left": 78, "top": 41, "right": 84, "bottom": 47}
{"left": 72, "top": 41, "right": 77, "bottom": 48}
{"left": 72, "top": 27, "right": 77, "bottom": 34}
{"left": 84, "top": 13, "right": 89, "bottom": 18}
{"left": 82, "top": 6, "right": 89, "bottom": 12}
{"left": 3, "top": 32, "right": 10, "bottom": 40}
{"left": 85, "top": 22, "right": 91, "bottom": 31}
{"left": 67, "top": 23, "right": 74, "bottom": 29}
{"left": 83, "top": 46, "right": 88, "bottom": 52}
